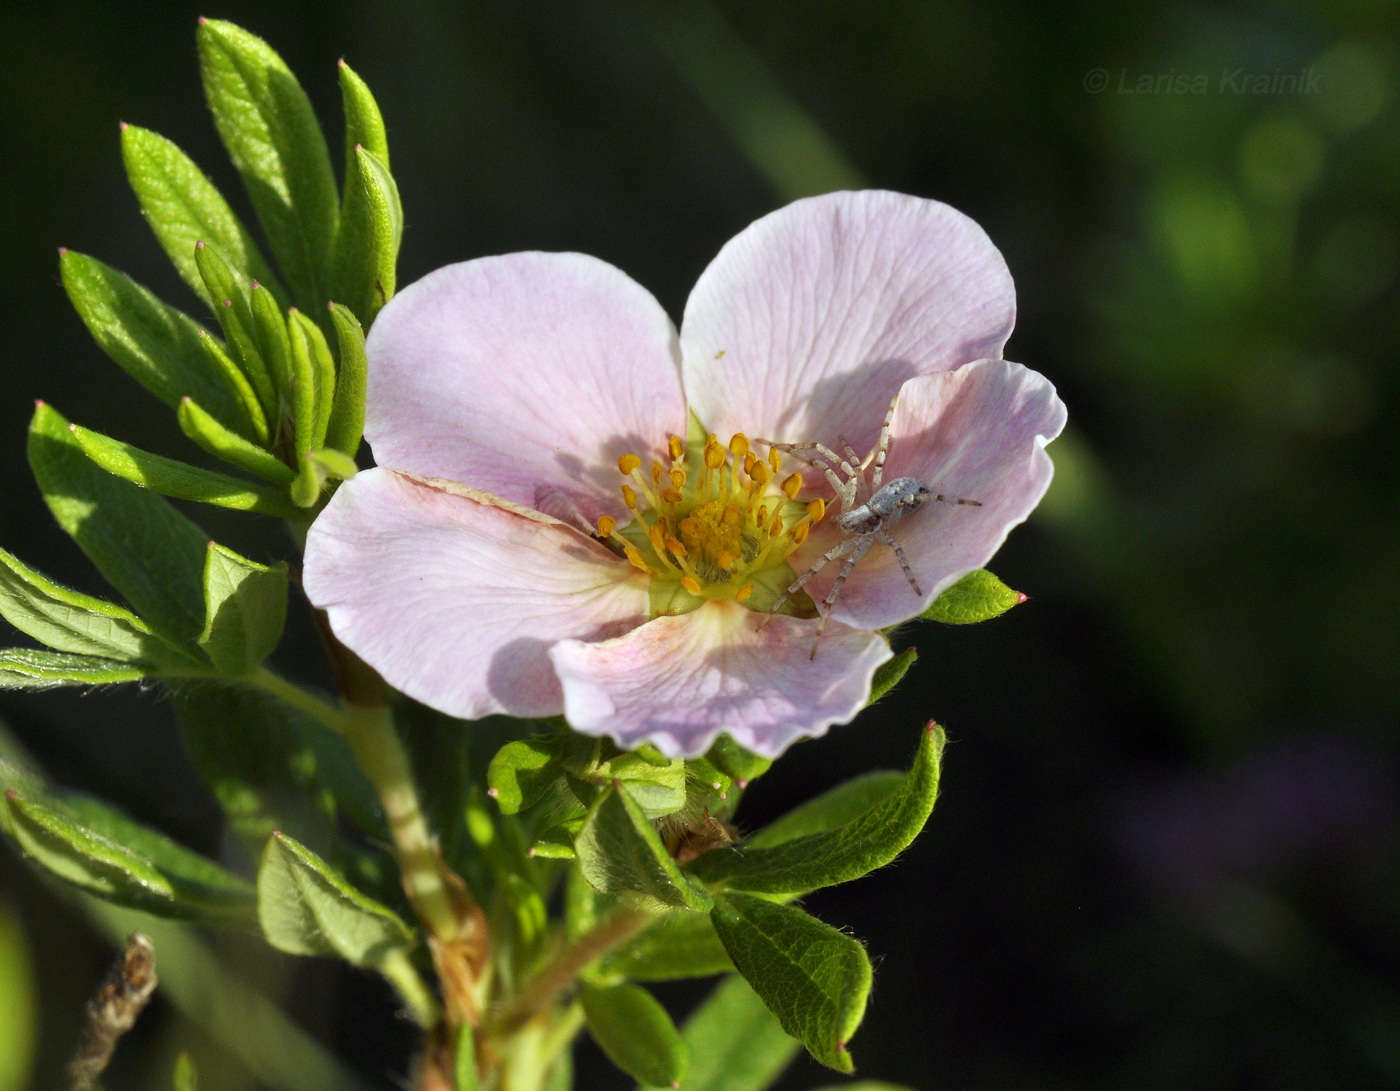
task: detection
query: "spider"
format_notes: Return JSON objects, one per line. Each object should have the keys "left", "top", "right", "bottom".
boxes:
{"left": 762, "top": 393, "right": 981, "bottom": 659}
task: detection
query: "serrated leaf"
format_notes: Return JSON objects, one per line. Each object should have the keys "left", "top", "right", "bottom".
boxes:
{"left": 746, "top": 771, "right": 904, "bottom": 851}
{"left": 686, "top": 724, "right": 943, "bottom": 894}
{"left": 867, "top": 646, "right": 916, "bottom": 705}
{"left": 710, "top": 892, "right": 870, "bottom": 1072}
{"left": 194, "top": 241, "right": 276, "bottom": 415}
{"left": 198, "top": 543, "right": 287, "bottom": 674}
{"left": 922, "top": 568, "right": 1024, "bottom": 624}
{"left": 258, "top": 831, "right": 414, "bottom": 966}
{"left": 198, "top": 20, "right": 339, "bottom": 313}
{"left": 601, "top": 909, "right": 733, "bottom": 982}
{"left": 0, "top": 547, "right": 192, "bottom": 667}
{"left": 67, "top": 423, "right": 302, "bottom": 519}
{"left": 324, "top": 303, "right": 366, "bottom": 457}
{"left": 174, "top": 682, "right": 386, "bottom": 849}
{"left": 29, "top": 403, "right": 210, "bottom": 644}
{"left": 704, "top": 735, "right": 772, "bottom": 787}
{"left": 635, "top": 974, "right": 798, "bottom": 1091}
{"left": 575, "top": 783, "right": 710, "bottom": 911}
{"left": 2, "top": 791, "right": 256, "bottom": 927}
{"left": 178, "top": 396, "right": 296, "bottom": 484}
{"left": 0, "top": 649, "right": 150, "bottom": 690}
{"left": 60, "top": 250, "right": 243, "bottom": 428}
{"left": 120, "top": 122, "right": 285, "bottom": 309}
{"left": 172, "top": 1052, "right": 198, "bottom": 1091}
{"left": 488, "top": 737, "right": 563, "bottom": 815}
{"left": 581, "top": 981, "right": 689, "bottom": 1087}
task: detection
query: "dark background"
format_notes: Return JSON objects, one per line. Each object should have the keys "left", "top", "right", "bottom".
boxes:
{"left": 2, "top": 1, "right": 1398, "bottom": 1088}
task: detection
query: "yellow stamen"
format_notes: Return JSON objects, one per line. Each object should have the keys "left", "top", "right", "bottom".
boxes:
{"left": 597, "top": 515, "right": 616, "bottom": 537}
{"left": 808, "top": 497, "right": 826, "bottom": 522}
{"left": 618, "top": 454, "right": 641, "bottom": 475}
{"left": 704, "top": 435, "right": 726, "bottom": 470}
{"left": 623, "top": 544, "right": 652, "bottom": 573}
{"left": 681, "top": 576, "right": 702, "bottom": 596}
{"left": 716, "top": 551, "right": 737, "bottom": 569}
{"left": 669, "top": 467, "right": 687, "bottom": 489}
{"left": 743, "top": 452, "right": 757, "bottom": 475}
{"left": 661, "top": 487, "right": 683, "bottom": 504}
{"left": 722, "top": 504, "right": 740, "bottom": 525}
{"left": 729, "top": 433, "right": 750, "bottom": 457}
{"left": 666, "top": 537, "right": 688, "bottom": 558}
{"left": 750, "top": 460, "right": 771, "bottom": 487}
{"left": 792, "top": 520, "right": 810, "bottom": 545}
{"left": 735, "top": 583, "right": 754, "bottom": 602}
{"left": 768, "top": 448, "right": 781, "bottom": 473}
{"left": 651, "top": 461, "right": 663, "bottom": 486}
{"left": 621, "top": 484, "right": 638, "bottom": 509}
{"left": 668, "top": 435, "right": 685, "bottom": 462}
{"left": 767, "top": 510, "right": 785, "bottom": 536}
{"left": 781, "top": 472, "right": 803, "bottom": 500}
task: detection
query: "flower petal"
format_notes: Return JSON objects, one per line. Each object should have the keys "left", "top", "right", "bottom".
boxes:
{"left": 681, "top": 191, "right": 1015, "bottom": 455}
{"left": 303, "top": 468, "right": 649, "bottom": 719}
{"left": 549, "top": 599, "right": 892, "bottom": 759}
{"left": 365, "top": 252, "right": 687, "bottom": 523}
{"left": 796, "top": 359, "right": 1066, "bottom": 629}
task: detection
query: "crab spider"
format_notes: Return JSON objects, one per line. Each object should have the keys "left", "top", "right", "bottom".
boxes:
{"left": 762, "top": 393, "right": 981, "bottom": 659}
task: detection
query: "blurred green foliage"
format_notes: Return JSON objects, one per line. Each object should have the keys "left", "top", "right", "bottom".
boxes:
{"left": 0, "top": 1, "right": 1396, "bottom": 1089}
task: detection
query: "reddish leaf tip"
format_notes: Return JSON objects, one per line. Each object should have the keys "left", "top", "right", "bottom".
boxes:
{"left": 836, "top": 1040, "right": 848, "bottom": 1052}
{"left": 486, "top": 786, "right": 498, "bottom": 798}
{"left": 57, "top": 246, "right": 67, "bottom": 256}
{"left": 194, "top": 239, "right": 205, "bottom": 249}
{"left": 118, "top": 120, "right": 128, "bottom": 131}
{"left": 250, "top": 280, "right": 261, "bottom": 290}
{"left": 66, "top": 423, "right": 78, "bottom": 433}
{"left": 4, "top": 790, "right": 16, "bottom": 800}
{"left": 338, "top": 56, "right": 347, "bottom": 67}
{"left": 180, "top": 395, "right": 192, "bottom": 404}
{"left": 925, "top": 720, "right": 939, "bottom": 734}
{"left": 287, "top": 306, "right": 299, "bottom": 313}
{"left": 205, "top": 540, "right": 217, "bottom": 549}
{"left": 1015, "top": 591, "right": 1029, "bottom": 604}
{"left": 736, "top": 779, "right": 749, "bottom": 790}
{"left": 222, "top": 299, "right": 233, "bottom": 308}
{"left": 33, "top": 399, "right": 46, "bottom": 409}
{"left": 526, "top": 846, "right": 536, "bottom": 858}
{"left": 197, "top": 15, "right": 209, "bottom": 25}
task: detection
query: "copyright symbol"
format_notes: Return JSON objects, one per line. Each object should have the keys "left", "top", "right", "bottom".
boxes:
{"left": 1083, "top": 68, "right": 1109, "bottom": 94}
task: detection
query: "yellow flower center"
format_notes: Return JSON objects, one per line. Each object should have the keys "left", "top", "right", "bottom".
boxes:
{"left": 596, "top": 429, "right": 826, "bottom": 616}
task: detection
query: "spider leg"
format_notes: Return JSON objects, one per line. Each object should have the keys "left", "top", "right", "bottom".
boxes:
{"left": 876, "top": 529, "right": 922, "bottom": 596}
{"left": 870, "top": 393, "right": 899, "bottom": 491}
{"left": 836, "top": 434, "right": 869, "bottom": 503}
{"left": 923, "top": 493, "right": 982, "bottom": 507}
{"left": 767, "top": 442, "right": 858, "bottom": 509}
{"left": 810, "top": 537, "right": 873, "bottom": 659}
{"left": 764, "top": 536, "right": 857, "bottom": 622}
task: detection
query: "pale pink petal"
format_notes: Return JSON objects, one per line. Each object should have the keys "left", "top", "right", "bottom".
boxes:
{"left": 681, "top": 191, "right": 1015, "bottom": 456}
{"left": 365, "top": 252, "right": 686, "bottom": 524}
{"left": 794, "top": 359, "right": 1066, "bottom": 630}
{"left": 303, "top": 468, "right": 649, "bottom": 719}
{"left": 549, "top": 599, "right": 892, "bottom": 759}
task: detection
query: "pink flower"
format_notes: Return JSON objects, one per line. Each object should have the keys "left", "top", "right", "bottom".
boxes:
{"left": 303, "top": 191, "right": 1066, "bottom": 758}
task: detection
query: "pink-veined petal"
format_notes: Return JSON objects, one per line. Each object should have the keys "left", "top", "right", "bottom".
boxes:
{"left": 795, "top": 359, "right": 1066, "bottom": 629}
{"left": 303, "top": 468, "right": 649, "bottom": 719}
{"left": 682, "top": 191, "right": 1015, "bottom": 456}
{"left": 549, "top": 599, "right": 892, "bottom": 759}
{"left": 365, "top": 252, "right": 687, "bottom": 524}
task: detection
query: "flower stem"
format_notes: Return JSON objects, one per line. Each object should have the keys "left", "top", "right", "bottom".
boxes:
{"left": 485, "top": 903, "right": 656, "bottom": 1039}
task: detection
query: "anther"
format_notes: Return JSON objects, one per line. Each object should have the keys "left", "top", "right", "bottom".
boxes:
{"left": 781, "top": 472, "right": 803, "bottom": 500}
{"left": 735, "top": 583, "right": 754, "bottom": 602}
{"left": 743, "top": 452, "right": 757, "bottom": 475}
{"left": 651, "top": 461, "right": 663, "bottom": 485}
{"left": 597, "top": 515, "right": 616, "bottom": 537}
{"left": 768, "top": 448, "right": 782, "bottom": 473}
{"left": 621, "top": 484, "right": 638, "bottom": 508}
{"left": 729, "top": 433, "right": 750, "bottom": 457}
{"left": 661, "top": 487, "right": 683, "bottom": 504}
{"left": 792, "top": 521, "right": 810, "bottom": 545}
{"left": 681, "top": 576, "right": 703, "bottom": 595}
{"left": 704, "top": 435, "right": 726, "bottom": 470}
{"left": 669, "top": 467, "right": 686, "bottom": 489}
{"left": 668, "top": 435, "right": 685, "bottom": 462}
{"left": 807, "top": 497, "right": 826, "bottom": 522}
{"left": 666, "top": 537, "right": 688, "bottom": 558}
{"left": 767, "top": 510, "right": 785, "bottom": 536}
{"left": 750, "top": 460, "right": 771, "bottom": 486}
{"left": 618, "top": 454, "right": 641, "bottom": 475}
{"left": 622, "top": 544, "right": 652, "bottom": 573}
{"left": 716, "top": 551, "right": 737, "bottom": 569}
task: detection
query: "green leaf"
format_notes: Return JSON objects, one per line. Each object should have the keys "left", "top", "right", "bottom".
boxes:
{"left": 581, "top": 981, "right": 689, "bottom": 1087}
{"left": 600, "top": 909, "right": 733, "bottom": 982}
{"left": 704, "top": 735, "right": 772, "bottom": 787}
{"left": 487, "top": 737, "right": 563, "bottom": 815}
{"left": 324, "top": 303, "right": 367, "bottom": 457}
{"left": 194, "top": 240, "right": 277, "bottom": 415}
{"left": 635, "top": 975, "right": 798, "bottom": 1091}
{"left": 67, "top": 423, "right": 303, "bottom": 519}
{"left": 337, "top": 60, "right": 389, "bottom": 170}
{"left": 529, "top": 819, "right": 582, "bottom": 859}
{"left": 198, "top": 543, "right": 288, "bottom": 674}
{"left": 453, "top": 1023, "right": 477, "bottom": 1091}
{"left": 0, "top": 903, "right": 36, "bottom": 1091}
{"left": 575, "top": 783, "right": 711, "bottom": 911}
{"left": 709, "top": 892, "right": 870, "bottom": 1072}
{"left": 172, "top": 1052, "right": 198, "bottom": 1091}
{"left": 120, "top": 122, "right": 285, "bottom": 309}
{"left": 59, "top": 250, "right": 243, "bottom": 427}
{"left": 746, "top": 771, "right": 904, "bottom": 850}
{"left": 29, "top": 403, "right": 210, "bottom": 644}
{"left": 867, "top": 646, "right": 916, "bottom": 705}
{"left": 198, "top": 19, "right": 339, "bottom": 312}
{"left": 174, "top": 682, "right": 386, "bottom": 849}
{"left": 248, "top": 279, "right": 294, "bottom": 399}
{"left": 0, "top": 547, "right": 192, "bottom": 666}
{"left": 193, "top": 327, "right": 270, "bottom": 444}
{"left": 257, "top": 831, "right": 414, "bottom": 966}
{"left": 287, "top": 309, "right": 335, "bottom": 453}
{"left": 592, "top": 750, "right": 687, "bottom": 820}
{"left": 1, "top": 791, "right": 256, "bottom": 926}
{"left": 0, "top": 649, "right": 150, "bottom": 690}
{"left": 922, "top": 568, "right": 1025, "bottom": 624}
{"left": 178, "top": 396, "right": 296, "bottom": 485}
{"left": 686, "top": 724, "right": 943, "bottom": 894}
{"left": 332, "top": 146, "right": 401, "bottom": 325}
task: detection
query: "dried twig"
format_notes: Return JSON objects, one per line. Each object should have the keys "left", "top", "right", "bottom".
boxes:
{"left": 67, "top": 932, "right": 158, "bottom": 1091}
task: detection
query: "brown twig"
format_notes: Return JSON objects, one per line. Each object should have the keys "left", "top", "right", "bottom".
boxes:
{"left": 67, "top": 932, "right": 158, "bottom": 1091}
